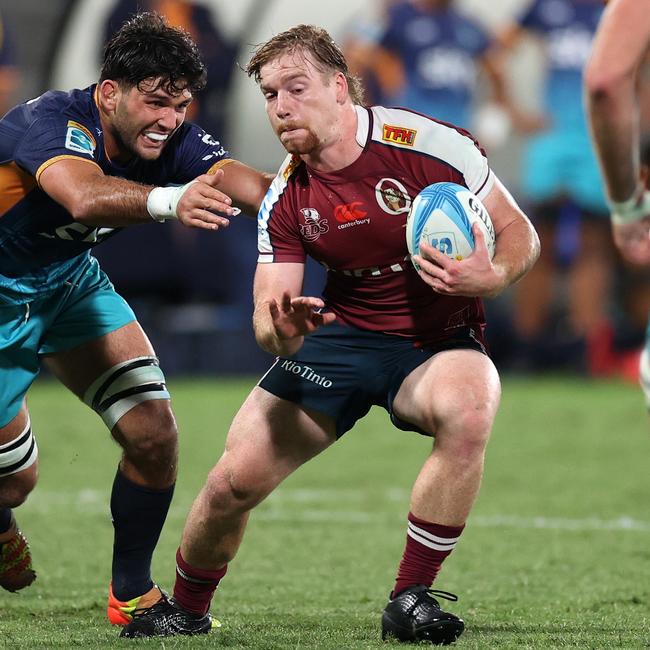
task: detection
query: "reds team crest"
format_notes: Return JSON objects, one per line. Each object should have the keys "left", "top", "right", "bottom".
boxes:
{"left": 299, "top": 207, "right": 329, "bottom": 241}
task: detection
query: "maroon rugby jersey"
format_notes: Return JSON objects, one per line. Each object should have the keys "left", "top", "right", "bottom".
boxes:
{"left": 257, "top": 105, "right": 496, "bottom": 346}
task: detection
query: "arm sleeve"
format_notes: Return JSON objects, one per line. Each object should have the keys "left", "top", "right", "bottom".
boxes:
{"left": 14, "top": 113, "right": 100, "bottom": 183}
{"left": 257, "top": 155, "right": 306, "bottom": 264}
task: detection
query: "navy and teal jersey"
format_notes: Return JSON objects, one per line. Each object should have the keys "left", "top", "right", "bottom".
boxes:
{"left": 0, "top": 84, "right": 232, "bottom": 303}
{"left": 379, "top": 1, "right": 491, "bottom": 128}
{"left": 517, "top": 0, "right": 603, "bottom": 131}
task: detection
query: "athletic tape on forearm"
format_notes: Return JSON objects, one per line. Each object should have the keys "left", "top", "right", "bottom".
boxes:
{"left": 610, "top": 190, "right": 650, "bottom": 225}
{"left": 147, "top": 181, "right": 197, "bottom": 222}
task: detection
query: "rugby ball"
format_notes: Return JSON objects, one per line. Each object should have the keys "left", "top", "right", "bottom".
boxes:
{"left": 406, "top": 182, "right": 495, "bottom": 271}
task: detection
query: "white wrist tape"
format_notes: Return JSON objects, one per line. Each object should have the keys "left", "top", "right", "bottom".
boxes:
{"left": 147, "top": 181, "right": 197, "bottom": 222}
{"left": 610, "top": 190, "right": 650, "bottom": 225}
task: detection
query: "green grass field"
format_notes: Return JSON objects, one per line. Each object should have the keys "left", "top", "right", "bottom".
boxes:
{"left": 2, "top": 375, "right": 650, "bottom": 648}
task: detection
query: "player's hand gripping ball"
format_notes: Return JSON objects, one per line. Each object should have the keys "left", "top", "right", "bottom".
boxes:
{"left": 406, "top": 182, "right": 495, "bottom": 271}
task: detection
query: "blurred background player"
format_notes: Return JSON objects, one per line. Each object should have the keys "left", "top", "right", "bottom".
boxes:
{"left": 120, "top": 23, "right": 539, "bottom": 643}
{"left": 0, "top": 11, "right": 271, "bottom": 621}
{"left": 584, "top": 0, "right": 650, "bottom": 405}
{"left": 345, "top": 0, "right": 534, "bottom": 132}
{"left": 497, "top": 0, "right": 616, "bottom": 373}
{"left": 0, "top": 9, "right": 19, "bottom": 116}
{"left": 104, "top": 0, "right": 236, "bottom": 138}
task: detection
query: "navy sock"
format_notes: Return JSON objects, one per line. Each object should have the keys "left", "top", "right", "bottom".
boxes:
{"left": 0, "top": 508, "right": 12, "bottom": 535}
{"left": 110, "top": 469, "right": 174, "bottom": 600}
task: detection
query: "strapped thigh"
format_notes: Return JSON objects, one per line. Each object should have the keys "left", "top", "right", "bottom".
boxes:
{"left": 83, "top": 356, "right": 170, "bottom": 430}
{"left": 0, "top": 420, "right": 38, "bottom": 477}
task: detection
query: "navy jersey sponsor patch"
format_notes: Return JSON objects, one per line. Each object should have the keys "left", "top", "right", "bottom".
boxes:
{"left": 65, "top": 121, "right": 96, "bottom": 155}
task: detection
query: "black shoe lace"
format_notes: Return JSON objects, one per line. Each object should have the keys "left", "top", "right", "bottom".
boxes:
{"left": 423, "top": 589, "right": 459, "bottom": 603}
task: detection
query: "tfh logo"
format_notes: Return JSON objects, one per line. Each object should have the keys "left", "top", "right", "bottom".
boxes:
{"left": 382, "top": 124, "right": 417, "bottom": 146}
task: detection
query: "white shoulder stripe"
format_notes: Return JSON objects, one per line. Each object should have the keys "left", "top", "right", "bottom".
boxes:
{"left": 257, "top": 153, "right": 297, "bottom": 263}
{"left": 368, "top": 106, "right": 493, "bottom": 199}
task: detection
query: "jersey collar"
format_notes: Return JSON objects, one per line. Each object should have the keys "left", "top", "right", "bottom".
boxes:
{"left": 354, "top": 105, "right": 371, "bottom": 148}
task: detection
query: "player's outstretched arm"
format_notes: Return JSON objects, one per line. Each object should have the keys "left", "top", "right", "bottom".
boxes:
{"left": 38, "top": 158, "right": 237, "bottom": 230}
{"left": 211, "top": 160, "right": 275, "bottom": 217}
{"left": 584, "top": 0, "right": 650, "bottom": 262}
{"left": 253, "top": 262, "right": 335, "bottom": 357}
{"left": 585, "top": 0, "right": 650, "bottom": 205}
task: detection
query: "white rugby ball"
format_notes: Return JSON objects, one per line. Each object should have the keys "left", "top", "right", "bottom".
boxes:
{"left": 406, "top": 182, "right": 495, "bottom": 271}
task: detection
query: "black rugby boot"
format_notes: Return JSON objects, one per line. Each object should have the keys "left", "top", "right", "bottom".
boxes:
{"left": 381, "top": 585, "right": 464, "bottom": 645}
{"left": 120, "top": 593, "right": 217, "bottom": 638}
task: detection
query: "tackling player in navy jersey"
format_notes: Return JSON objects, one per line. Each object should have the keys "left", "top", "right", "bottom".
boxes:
{"left": 122, "top": 25, "right": 539, "bottom": 643}
{"left": 0, "top": 12, "right": 272, "bottom": 625}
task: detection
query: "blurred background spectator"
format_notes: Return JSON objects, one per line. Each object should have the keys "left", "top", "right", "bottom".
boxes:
{"left": 344, "top": 0, "right": 537, "bottom": 135}
{"left": 103, "top": 0, "right": 236, "bottom": 137}
{"left": 0, "top": 9, "right": 20, "bottom": 114}
{"left": 2, "top": 0, "right": 644, "bottom": 378}
{"left": 495, "top": 0, "right": 622, "bottom": 375}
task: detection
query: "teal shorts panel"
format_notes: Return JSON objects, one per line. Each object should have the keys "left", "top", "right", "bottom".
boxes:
{"left": 0, "top": 257, "right": 136, "bottom": 427}
{"left": 258, "top": 322, "right": 486, "bottom": 438}
{"left": 522, "top": 129, "right": 608, "bottom": 213}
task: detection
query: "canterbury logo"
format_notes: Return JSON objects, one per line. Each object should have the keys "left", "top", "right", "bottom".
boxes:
{"left": 382, "top": 124, "right": 417, "bottom": 146}
{"left": 334, "top": 201, "right": 367, "bottom": 223}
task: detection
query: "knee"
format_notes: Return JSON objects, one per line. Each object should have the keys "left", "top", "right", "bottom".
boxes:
{"left": 114, "top": 401, "right": 178, "bottom": 468}
{"left": 435, "top": 406, "right": 495, "bottom": 463}
{"left": 203, "top": 465, "right": 267, "bottom": 516}
{"left": 0, "top": 467, "right": 37, "bottom": 508}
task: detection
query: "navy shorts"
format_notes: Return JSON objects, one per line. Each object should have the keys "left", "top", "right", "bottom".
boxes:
{"left": 258, "top": 322, "right": 486, "bottom": 438}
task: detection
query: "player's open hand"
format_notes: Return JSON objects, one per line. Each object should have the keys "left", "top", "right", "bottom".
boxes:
{"left": 176, "top": 169, "right": 241, "bottom": 230}
{"left": 414, "top": 224, "right": 504, "bottom": 297}
{"left": 612, "top": 219, "right": 650, "bottom": 266}
{"left": 269, "top": 292, "right": 336, "bottom": 340}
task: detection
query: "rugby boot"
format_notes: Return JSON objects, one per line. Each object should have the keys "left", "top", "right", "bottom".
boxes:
{"left": 0, "top": 516, "right": 36, "bottom": 592}
{"left": 119, "top": 592, "right": 220, "bottom": 637}
{"left": 107, "top": 582, "right": 165, "bottom": 625}
{"left": 381, "top": 584, "right": 464, "bottom": 645}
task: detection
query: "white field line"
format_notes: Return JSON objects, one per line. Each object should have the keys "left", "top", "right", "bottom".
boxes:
{"left": 18, "top": 487, "right": 650, "bottom": 532}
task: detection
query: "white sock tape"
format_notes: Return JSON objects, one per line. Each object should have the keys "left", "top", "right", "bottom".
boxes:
{"left": 610, "top": 189, "right": 650, "bottom": 225}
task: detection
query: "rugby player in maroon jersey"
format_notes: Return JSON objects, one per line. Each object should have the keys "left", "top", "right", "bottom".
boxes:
{"left": 122, "top": 24, "right": 539, "bottom": 644}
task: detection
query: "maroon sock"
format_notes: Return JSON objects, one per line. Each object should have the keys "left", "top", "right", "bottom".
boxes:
{"left": 392, "top": 512, "right": 465, "bottom": 598}
{"left": 173, "top": 548, "right": 227, "bottom": 615}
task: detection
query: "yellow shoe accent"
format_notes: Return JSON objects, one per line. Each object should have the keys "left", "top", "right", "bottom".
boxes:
{"left": 107, "top": 582, "right": 163, "bottom": 625}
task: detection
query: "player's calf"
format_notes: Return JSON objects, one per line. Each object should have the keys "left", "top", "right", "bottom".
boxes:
{"left": 0, "top": 420, "right": 38, "bottom": 593}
